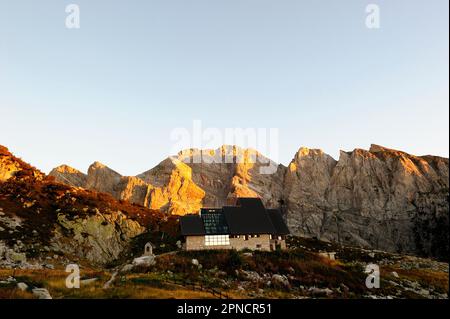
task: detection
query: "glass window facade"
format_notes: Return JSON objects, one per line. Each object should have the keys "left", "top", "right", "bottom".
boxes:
{"left": 201, "top": 212, "right": 229, "bottom": 234}
{"left": 205, "top": 235, "right": 230, "bottom": 246}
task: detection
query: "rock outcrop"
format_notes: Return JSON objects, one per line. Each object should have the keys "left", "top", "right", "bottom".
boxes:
{"left": 0, "top": 146, "right": 44, "bottom": 182}
{"left": 85, "top": 162, "right": 122, "bottom": 196}
{"left": 0, "top": 146, "right": 23, "bottom": 182}
{"left": 49, "top": 165, "right": 87, "bottom": 188}
{"left": 52, "top": 210, "right": 144, "bottom": 265}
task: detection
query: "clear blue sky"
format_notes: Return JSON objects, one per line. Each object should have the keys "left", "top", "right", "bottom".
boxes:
{"left": 0, "top": 0, "right": 448, "bottom": 175}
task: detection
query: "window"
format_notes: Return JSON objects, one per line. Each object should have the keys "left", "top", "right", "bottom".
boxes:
{"left": 256, "top": 244, "right": 261, "bottom": 249}
{"left": 244, "top": 235, "right": 249, "bottom": 241}
{"left": 205, "top": 235, "right": 230, "bottom": 246}
{"left": 201, "top": 213, "right": 229, "bottom": 234}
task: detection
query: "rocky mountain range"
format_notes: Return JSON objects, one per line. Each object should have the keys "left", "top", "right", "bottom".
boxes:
{"left": 0, "top": 145, "right": 178, "bottom": 267}
{"left": 48, "top": 144, "right": 449, "bottom": 260}
{"left": 1, "top": 143, "right": 448, "bottom": 299}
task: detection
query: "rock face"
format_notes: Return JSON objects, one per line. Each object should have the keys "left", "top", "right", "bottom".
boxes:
{"left": 86, "top": 162, "right": 122, "bottom": 195}
{"left": 284, "top": 145, "right": 449, "bottom": 259}
{"left": 52, "top": 210, "right": 145, "bottom": 265}
{"left": 47, "top": 144, "right": 449, "bottom": 259}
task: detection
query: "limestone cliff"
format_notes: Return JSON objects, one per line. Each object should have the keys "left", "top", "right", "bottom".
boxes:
{"left": 51, "top": 145, "right": 285, "bottom": 215}
{"left": 284, "top": 144, "right": 449, "bottom": 259}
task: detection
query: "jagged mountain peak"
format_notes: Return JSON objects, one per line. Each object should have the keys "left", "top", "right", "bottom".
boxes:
{"left": 176, "top": 145, "right": 271, "bottom": 164}
{"left": 89, "top": 161, "right": 115, "bottom": 170}
{"left": 294, "top": 147, "right": 329, "bottom": 159}
{"left": 51, "top": 164, "right": 84, "bottom": 175}
{"left": 49, "top": 164, "right": 87, "bottom": 188}
{"left": 369, "top": 143, "right": 400, "bottom": 153}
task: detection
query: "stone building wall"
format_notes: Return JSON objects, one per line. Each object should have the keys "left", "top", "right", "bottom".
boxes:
{"left": 185, "top": 234, "right": 284, "bottom": 251}
{"left": 229, "top": 235, "right": 271, "bottom": 251}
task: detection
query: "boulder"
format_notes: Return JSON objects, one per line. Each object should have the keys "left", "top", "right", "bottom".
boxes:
{"left": 271, "top": 274, "right": 290, "bottom": 288}
{"left": 8, "top": 251, "right": 26, "bottom": 263}
{"left": 1, "top": 277, "right": 16, "bottom": 284}
{"left": 32, "top": 288, "right": 52, "bottom": 299}
{"left": 120, "top": 264, "right": 134, "bottom": 273}
{"left": 17, "top": 282, "right": 28, "bottom": 291}
{"left": 240, "top": 270, "right": 263, "bottom": 283}
{"left": 80, "top": 278, "right": 98, "bottom": 285}
{"left": 309, "top": 287, "right": 333, "bottom": 297}
{"left": 132, "top": 255, "right": 156, "bottom": 267}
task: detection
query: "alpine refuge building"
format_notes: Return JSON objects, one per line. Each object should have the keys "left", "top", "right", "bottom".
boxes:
{"left": 179, "top": 198, "right": 290, "bottom": 251}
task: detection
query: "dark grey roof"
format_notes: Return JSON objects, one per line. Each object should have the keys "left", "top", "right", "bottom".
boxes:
{"left": 236, "top": 197, "right": 265, "bottom": 210}
{"left": 223, "top": 205, "right": 275, "bottom": 235}
{"left": 179, "top": 215, "right": 205, "bottom": 235}
{"left": 267, "top": 209, "right": 290, "bottom": 235}
{"left": 179, "top": 198, "right": 290, "bottom": 236}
